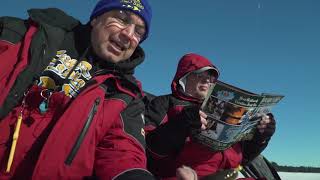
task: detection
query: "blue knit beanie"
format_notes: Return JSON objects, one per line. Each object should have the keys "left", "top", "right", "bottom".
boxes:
{"left": 90, "top": 0, "right": 152, "bottom": 43}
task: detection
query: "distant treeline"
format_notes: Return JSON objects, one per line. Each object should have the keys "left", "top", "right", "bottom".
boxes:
{"left": 271, "top": 162, "right": 320, "bottom": 173}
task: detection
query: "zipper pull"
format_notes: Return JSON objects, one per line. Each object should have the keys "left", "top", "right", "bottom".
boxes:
{"left": 39, "top": 89, "right": 52, "bottom": 114}
{"left": 39, "top": 99, "right": 49, "bottom": 114}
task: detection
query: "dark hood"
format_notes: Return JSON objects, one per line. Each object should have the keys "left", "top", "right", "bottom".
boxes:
{"left": 28, "top": 8, "right": 80, "bottom": 31}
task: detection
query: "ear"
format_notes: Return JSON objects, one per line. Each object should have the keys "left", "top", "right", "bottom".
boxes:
{"left": 91, "top": 18, "right": 97, "bottom": 26}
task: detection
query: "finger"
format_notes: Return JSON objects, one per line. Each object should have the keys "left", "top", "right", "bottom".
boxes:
{"left": 267, "top": 113, "right": 274, "bottom": 119}
{"left": 262, "top": 115, "right": 269, "bottom": 120}
{"left": 257, "top": 125, "right": 266, "bottom": 133}
{"left": 176, "top": 166, "right": 196, "bottom": 180}
{"left": 257, "top": 124, "right": 267, "bottom": 130}
{"left": 200, "top": 117, "right": 208, "bottom": 126}
{"left": 263, "top": 114, "right": 271, "bottom": 121}
{"left": 259, "top": 116, "right": 271, "bottom": 125}
{"left": 259, "top": 119, "right": 267, "bottom": 126}
{"left": 199, "top": 110, "right": 207, "bottom": 119}
{"left": 259, "top": 128, "right": 265, "bottom": 133}
{"left": 267, "top": 113, "right": 276, "bottom": 123}
{"left": 260, "top": 119, "right": 270, "bottom": 126}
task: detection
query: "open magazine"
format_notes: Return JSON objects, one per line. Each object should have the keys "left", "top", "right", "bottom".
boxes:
{"left": 191, "top": 80, "right": 284, "bottom": 151}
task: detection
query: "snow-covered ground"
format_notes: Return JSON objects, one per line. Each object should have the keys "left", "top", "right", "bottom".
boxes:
{"left": 278, "top": 172, "right": 320, "bottom": 180}
{"left": 238, "top": 172, "right": 320, "bottom": 180}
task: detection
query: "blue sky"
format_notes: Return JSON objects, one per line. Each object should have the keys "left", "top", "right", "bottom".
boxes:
{"left": 1, "top": 0, "right": 320, "bottom": 167}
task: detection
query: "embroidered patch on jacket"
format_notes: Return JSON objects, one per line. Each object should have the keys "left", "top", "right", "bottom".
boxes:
{"left": 38, "top": 50, "right": 93, "bottom": 97}
{"left": 121, "top": 0, "right": 144, "bottom": 11}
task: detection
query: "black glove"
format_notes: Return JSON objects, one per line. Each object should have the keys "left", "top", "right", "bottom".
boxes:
{"left": 180, "top": 105, "right": 202, "bottom": 130}
{"left": 146, "top": 105, "right": 202, "bottom": 156}
{"left": 252, "top": 113, "right": 276, "bottom": 144}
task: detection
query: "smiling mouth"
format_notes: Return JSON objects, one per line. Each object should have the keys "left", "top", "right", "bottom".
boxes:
{"left": 111, "top": 40, "right": 123, "bottom": 50}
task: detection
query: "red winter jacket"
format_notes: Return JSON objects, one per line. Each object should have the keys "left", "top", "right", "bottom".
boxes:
{"left": 145, "top": 95, "right": 243, "bottom": 178}
{"left": 0, "top": 76, "right": 148, "bottom": 179}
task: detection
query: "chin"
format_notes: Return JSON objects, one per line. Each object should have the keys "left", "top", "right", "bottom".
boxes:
{"left": 108, "top": 56, "right": 122, "bottom": 63}
{"left": 195, "top": 94, "right": 206, "bottom": 100}
{"left": 101, "top": 52, "right": 122, "bottom": 63}
{"left": 198, "top": 91, "right": 208, "bottom": 98}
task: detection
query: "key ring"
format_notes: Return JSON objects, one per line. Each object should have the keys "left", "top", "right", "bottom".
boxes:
{"left": 39, "top": 89, "right": 53, "bottom": 114}
{"left": 40, "top": 89, "right": 53, "bottom": 100}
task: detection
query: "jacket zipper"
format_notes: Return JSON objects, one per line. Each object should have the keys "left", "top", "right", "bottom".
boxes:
{"left": 65, "top": 98, "right": 101, "bottom": 165}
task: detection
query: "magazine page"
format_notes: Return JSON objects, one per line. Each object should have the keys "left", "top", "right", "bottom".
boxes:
{"left": 192, "top": 81, "right": 284, "bottom": 151}
{"left": 238, "top": 93, "right": 284, "bottom": 140}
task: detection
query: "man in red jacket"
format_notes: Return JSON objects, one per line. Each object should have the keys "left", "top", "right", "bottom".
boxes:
{"left": 0, "top": 0, "right": 155, "bottom": 179}
{"left": 145, "top": 53, "right": 276, "bottom": 180}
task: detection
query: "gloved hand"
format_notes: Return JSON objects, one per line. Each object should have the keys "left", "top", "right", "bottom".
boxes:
{"left": 180, "top": 105, "right": 208, "bottom": 130}
{"left": 252, "top": 113, "right": 276, "bottom": 143}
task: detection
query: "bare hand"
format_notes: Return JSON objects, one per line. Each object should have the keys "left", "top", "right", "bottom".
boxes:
{"left": 199, "top": 110, "right": 208, "bottom": 130}
{"left": 176, "top": 165, "right": 198, "bottom": 180}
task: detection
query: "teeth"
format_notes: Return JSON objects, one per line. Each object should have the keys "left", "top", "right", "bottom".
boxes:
{"left": 113, "top": 40, "right": 124, "bottom": 51}
{"left": 111, "top": 41, "right": 122, "bottom": 51}
{"left": 115, "top": 43, "right": 122, "bottom": 50}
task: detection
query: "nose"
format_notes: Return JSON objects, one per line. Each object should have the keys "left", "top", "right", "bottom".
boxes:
{"left": 202, "top": 76, "right": 211, "bottom": 83}
{"left": 119, "top": 24, "right": 137, "bottom": 43}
